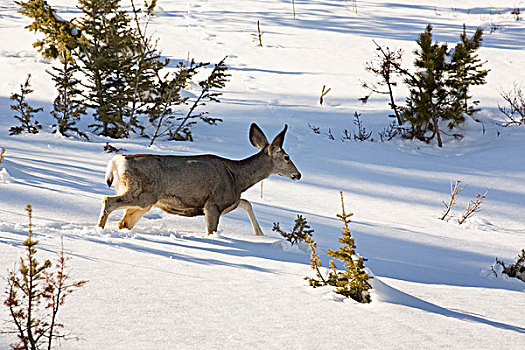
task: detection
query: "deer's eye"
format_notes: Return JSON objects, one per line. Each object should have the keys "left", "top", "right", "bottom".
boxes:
{"left": 284, "top": 155, "right": 290, "bottom": 161}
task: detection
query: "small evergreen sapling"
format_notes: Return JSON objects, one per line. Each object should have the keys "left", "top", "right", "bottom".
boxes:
{"left": 366, "top": 25, "right": 488, "bottom": 146}
{"left": 352, "top": 111, "right": 372, "bottom": 141}
{"left": 304, "top": 191, "right": 372, "bottom": 303}
{"left": 17, "top": 0, "right": 163, "bottom": 139}
{"left": 9, "top": 74, "right": 43, "bottom": 135}
{"left": 446, "top": 25, "right": 488, "bottom": 125}
{"left": 16, "top": 0, "right": 227, "bottom": 142}
{"left": 4, "top": 205, "right": 86, "bottom": 350}
{"left": 401, "top": 24, "right": 449, "bottom": 147}
{"left": 326, "top": 192, "right": 372, "bottom": 303}
{"left": 272, "top": 215, "right": 314, "bottom": 246}
{"left": 48, "top": 60, "right": 88, "bottom": 139}
{"left": 79, "top": 0, "right": 149, "bottom": 139}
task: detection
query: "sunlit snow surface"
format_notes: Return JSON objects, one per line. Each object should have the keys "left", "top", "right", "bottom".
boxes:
{"left": 1, "top": 1, "right": 524, "bottom": 349}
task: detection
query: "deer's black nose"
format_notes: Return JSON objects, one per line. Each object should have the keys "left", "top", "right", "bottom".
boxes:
{"left": 292, "top": 173, "right": 302, "bottom": 181}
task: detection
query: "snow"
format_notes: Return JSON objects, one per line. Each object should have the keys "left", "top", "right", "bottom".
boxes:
{"left": 0, "top": 169, "right": 10, "bottom": 184}
{"left": 1, "top": 0, "right": 524, "bottom": 349}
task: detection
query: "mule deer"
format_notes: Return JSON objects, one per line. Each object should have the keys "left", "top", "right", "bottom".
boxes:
{"left": 97, "top": 123, "right": 301, "bottom": 235}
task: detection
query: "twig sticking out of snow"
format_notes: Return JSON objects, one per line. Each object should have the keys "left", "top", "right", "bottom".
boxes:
{"left": 440, "top": 180, "right": 465, "bottom": 221}
{"left": 458, "top": 189, "right": 489, "bottom": 225}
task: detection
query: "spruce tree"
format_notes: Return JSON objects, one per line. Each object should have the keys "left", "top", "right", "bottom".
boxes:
{"left": 16, "top": 0, "right": 229, "bottom": 142}
{"left": 126, "top": 0, "right": 167, "bottom": 137}
{"left": 326, "top": 192, "right": 372, "bottom": 303}
{"left": 400, "top": 24, "right": 449, "bottom": 146}
{"left": 447, "top": 25, "right": 489, "bottom": 125}
{"left": 304, "top": 192, "right": 372, "bottom": 303}
{"left": 77, "top": 0, "right": 143, "bottom": 138}
{"left": 9, "top": 74, "right": 43, "bottom": 135}
{"left": 48, "top": 59, "right": 88, "bottom": 139}
{"left": 369, "top": 25, "right": 488, "bottom": 146}
{"left": 400, "top": 25, "right": 489, "bottom": 144}
{"left": 15, "top": 0, "right": 79, "bottom": 63}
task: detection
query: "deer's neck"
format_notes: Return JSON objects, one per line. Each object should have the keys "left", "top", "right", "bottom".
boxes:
{"left": 232, "top": 150, "right": 273, "bottom": 193}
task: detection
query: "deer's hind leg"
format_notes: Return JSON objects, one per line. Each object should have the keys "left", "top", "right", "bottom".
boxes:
{"left": 118, "top": 206, "right": 152, "bottom": 230}
{"left": 97, "top": 192, "right": 156, "bottom": 229}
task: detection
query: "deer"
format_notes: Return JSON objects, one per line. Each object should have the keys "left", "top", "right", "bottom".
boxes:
{"left": 97, "top": 123, "right": 301, "bottom": 235}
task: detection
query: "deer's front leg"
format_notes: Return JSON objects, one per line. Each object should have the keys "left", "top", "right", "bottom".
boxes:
{"left": 237, "top": 199, "right": 264, "bottom": 236}
{"left": 204, "top": 202, "right": 221, "bottom": 235}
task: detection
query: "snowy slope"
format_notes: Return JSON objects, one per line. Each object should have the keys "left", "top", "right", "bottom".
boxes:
{"left": 1, "top": 0, "right": 524, "bottom": 349}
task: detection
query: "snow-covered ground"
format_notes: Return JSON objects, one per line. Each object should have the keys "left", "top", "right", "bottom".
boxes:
{"left": 1, "top": 0, "right": 524, "bottom": 348}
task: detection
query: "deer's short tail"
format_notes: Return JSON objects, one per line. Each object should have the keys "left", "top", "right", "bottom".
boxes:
{"left": 105, "top": 155, "right": 123, "bottom": 188}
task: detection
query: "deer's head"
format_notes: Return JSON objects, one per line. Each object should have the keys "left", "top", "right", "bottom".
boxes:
{"left": 249, "top": 123, "right": 302, "bottom": 181}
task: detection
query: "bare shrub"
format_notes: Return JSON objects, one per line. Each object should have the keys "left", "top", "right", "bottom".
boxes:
{"left": 457, "top": 189, "right": 489, "bottom": 225}
{"left": 499, "top": 84, "right": 525, "bottom": 126}
{"left": 439, "top": 180, "right": 465, "bottom": 221}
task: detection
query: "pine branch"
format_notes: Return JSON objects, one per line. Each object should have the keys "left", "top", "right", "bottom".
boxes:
{"left": 171, "top": 57, "right": 229, "bottom": 140}
{"left": 273, "top": 215, "right": 314, "bottom": 246}
{"left": 304, "top": 235, "right": 330, "bottom": 287}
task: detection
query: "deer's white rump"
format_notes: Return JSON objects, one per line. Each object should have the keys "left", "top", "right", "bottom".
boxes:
{"left": 97, "top": 123, "right": 301, "bottom": 235}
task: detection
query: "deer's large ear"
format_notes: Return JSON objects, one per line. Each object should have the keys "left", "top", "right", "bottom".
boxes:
{"left": 269, "top": 124, "right": 287, "bottom": 154}
{"left": 249, "top": 123, "right": 269, "bottom": 149}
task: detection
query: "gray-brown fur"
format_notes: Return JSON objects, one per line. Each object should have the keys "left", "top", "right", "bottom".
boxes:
{"left": 97, "top": 123, "right": 301, "bottom": 235}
